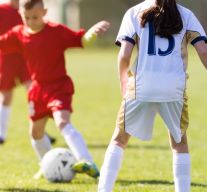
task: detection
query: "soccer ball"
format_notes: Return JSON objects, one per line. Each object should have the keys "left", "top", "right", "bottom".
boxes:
{"left": 41, "top": 148, "right": 76, "bottom": 182}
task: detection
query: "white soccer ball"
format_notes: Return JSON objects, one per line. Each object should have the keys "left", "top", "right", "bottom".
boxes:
{"left": 41, "top": 148, "right": 76, "bottom": 182}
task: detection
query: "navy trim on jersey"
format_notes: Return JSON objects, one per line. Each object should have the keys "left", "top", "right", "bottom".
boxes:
{"left": 115, "top": 36, "right": 136, "bottom": 47}
{"left": 191, "top": 36, "right": 207, "bottom": 45}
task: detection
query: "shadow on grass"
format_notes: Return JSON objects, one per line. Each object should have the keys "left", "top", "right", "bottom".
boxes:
{"left": 87, "top": 144, "right": 169, "bottom": 150}
{"left": 59, "top": 142, "right": 169, "bottom": 151}
{"left": 117, "top": 179, "right": 207, "bottom": 188}
{"left": 0, "top": 189, "right": 65, "bottom": 192}
{"left": 118, "top": 179, "right": 173, "bottom": 186}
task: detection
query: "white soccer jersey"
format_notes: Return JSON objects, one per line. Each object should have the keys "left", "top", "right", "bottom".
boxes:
{"left": 116, "top": 0, "right": 207, "bottom": 102}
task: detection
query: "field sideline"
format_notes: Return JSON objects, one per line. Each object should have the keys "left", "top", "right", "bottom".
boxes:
{"left": 0, "top": 47, "right": 206, "bottom": 192}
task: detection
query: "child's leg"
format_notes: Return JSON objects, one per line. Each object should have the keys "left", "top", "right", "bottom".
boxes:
{"left": 169, "top": 133, "right": 190, "bottom": 192}
{"left": 159, "top": 101, "right": 190, "bottom": 192}
{"left": 98, "top": 127, "right": 130, "bottom": 192}
{"left": 30, "top": 117, "right": 51, "bottom": 160}
{"left": 53, "top": 110, "right": 92, "bottom": 161}
{"left": 0, "top": 90, "right": 12, "bottom": 143}
{"left": 53, "top": 110, "right": 99, "bottom": 178}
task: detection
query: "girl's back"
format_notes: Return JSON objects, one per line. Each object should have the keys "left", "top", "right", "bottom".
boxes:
{"left": 116, "top": 0, "right": 206, "bottom": 102}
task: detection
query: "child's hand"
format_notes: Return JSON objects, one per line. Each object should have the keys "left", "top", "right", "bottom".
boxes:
{"left": 82, "top": 21, "right": 110, "bottom": 47}
{"left": 88, "top": 21, "right": 110, "bottom": 36}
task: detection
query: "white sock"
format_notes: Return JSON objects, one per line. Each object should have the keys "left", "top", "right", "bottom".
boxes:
{"left": 98, "top": 144, "right": 124, "bottom": 192}
{"left": 61, "top": 124, "right": 93, "bottom": 162}
{"left": 31, "top": 135, "right": 51, "bottom": 160}
{"left": 0, "top": 105, "right": 10, "bottom": 139}
{"left": 173, "top": 153, "right": 191, "bottom": 192}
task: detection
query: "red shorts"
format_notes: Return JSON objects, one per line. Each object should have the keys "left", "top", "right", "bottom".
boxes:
{"left": 28, "top": 77, "right": 74, "bottom": 121}
{"left": 0, "top": 53, "right": 30, "bottom": 90}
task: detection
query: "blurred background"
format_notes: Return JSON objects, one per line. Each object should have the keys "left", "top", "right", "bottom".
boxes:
{"left": 1, "top": 0, "right": 206, "bottom": 45}
{"left": 44, "top": 0, "right": 207, "bottom": 45}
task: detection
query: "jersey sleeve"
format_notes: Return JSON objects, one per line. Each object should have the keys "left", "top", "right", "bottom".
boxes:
{"left": 186, "top": 12, "right": 207, "bottom": 45}
{"left": 0, "top": 28, "right": 22, "bottom": 54}
{"left": 59, "top": 25, "right": 85, "bottom": 50}
{"left": 115, "top": 8, "right": 138, "bottom": 46}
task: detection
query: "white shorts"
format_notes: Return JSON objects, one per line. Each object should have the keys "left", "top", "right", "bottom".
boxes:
{"left": 116, "top": 99, "right": 189, "bottom": 143}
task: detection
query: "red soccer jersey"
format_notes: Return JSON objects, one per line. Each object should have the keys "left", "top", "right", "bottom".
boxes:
{"left": 0, "top": 3, "right": 29, "bottom": 90}
{"left": 0, "top": 3, "right": 22, "bottom": 35}
{"left": 0, "top": 22, "right": 85, "bottom": 84}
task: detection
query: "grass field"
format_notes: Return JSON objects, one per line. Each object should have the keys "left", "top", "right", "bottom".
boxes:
{"left": 0, "top": 47, "right": 207, "bottom": 192}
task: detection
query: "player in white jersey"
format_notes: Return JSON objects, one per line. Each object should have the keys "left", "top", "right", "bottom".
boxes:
{"left": 98, "top": 0, "right": 207, "bottom": 192}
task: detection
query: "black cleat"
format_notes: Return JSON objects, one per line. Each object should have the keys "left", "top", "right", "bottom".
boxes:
{"left": 45, "top": 133, "right": 56, "bottom": 144}
{"left": 0, "top": 137, "right": 5, "bottom": 144}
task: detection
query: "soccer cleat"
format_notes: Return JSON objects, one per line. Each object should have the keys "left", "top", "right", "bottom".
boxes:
{"left": 71, "top": 160, "right": 100, "bottom": 178}
{"left": 45, "top": 132, "right": 56, "bottom": 145}
{"left": 33, "top": 168, "right": 43, "bottom": 180}
{"left": 0, "top": 137, "right": 5, "bottom": 144}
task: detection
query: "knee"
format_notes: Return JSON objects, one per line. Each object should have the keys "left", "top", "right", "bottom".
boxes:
{"left": 54, "top": 115, "right": 68, "bottom": 129}
{"left": 171, "top": 140, "right": 189, "bottom": 153}
{"left": 170, "top": 134, "right": 189, "bottom": 153}
{"left": 56, "top": 120, "right": 68, "bottom": 130}
{"left": 111, "top": 128, "right": 130, "bottom": 149}
{"left": 113, "top": 136, "right": 129, "bottom": 149}
{"left": 53, "top": 111, "right": 70, "bottom": 130}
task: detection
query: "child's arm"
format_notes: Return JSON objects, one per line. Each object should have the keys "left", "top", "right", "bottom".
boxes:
{"left": 82, "top": 21, "right": 110, "bottom": 47}
{"left": 118, "top": 40, "right": 134, "bottom": 97}
{"left": 194, "top": 41, "right": 207, "bottom": 70}
{"left": 0, "top": 30, "right": 21, "bottom": 54}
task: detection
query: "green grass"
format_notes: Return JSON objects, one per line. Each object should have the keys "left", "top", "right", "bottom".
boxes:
{"left": 0, "top": 47, "right": 207, "bottom": 192}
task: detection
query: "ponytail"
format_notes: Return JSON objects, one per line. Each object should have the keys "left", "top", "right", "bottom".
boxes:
{"left": 141, "top": 0, "right": 183, "bottom": 38}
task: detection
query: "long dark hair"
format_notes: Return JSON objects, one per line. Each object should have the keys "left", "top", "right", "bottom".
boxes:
{"left": 141, "top": 0, "right": 183, "bottom": 38}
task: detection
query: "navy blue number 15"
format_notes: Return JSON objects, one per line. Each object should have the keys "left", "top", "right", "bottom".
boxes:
{"left": 148, "top": 21, "right": 175, "bottom": 56}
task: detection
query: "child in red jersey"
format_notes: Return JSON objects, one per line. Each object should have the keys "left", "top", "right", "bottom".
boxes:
{"left": 0, "top": 0, "right": 56, "bottom": 145}
{"left": 0, "top": 0, "right": 30, "bottom": 143}
{"left": 0, "top": 0, "right": 110, "bottom": 178}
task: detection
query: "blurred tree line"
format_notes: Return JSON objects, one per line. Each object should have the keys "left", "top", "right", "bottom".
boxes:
{"left": 79, "top": 0, "right": 207, "bottom": 44}
{"left": 43, "top": 0, "right": 207, "bottom": 45}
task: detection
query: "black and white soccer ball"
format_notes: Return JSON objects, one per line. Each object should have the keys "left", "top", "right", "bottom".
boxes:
{"left": 41, "top": 148, "right": 76, "bottom": 182}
